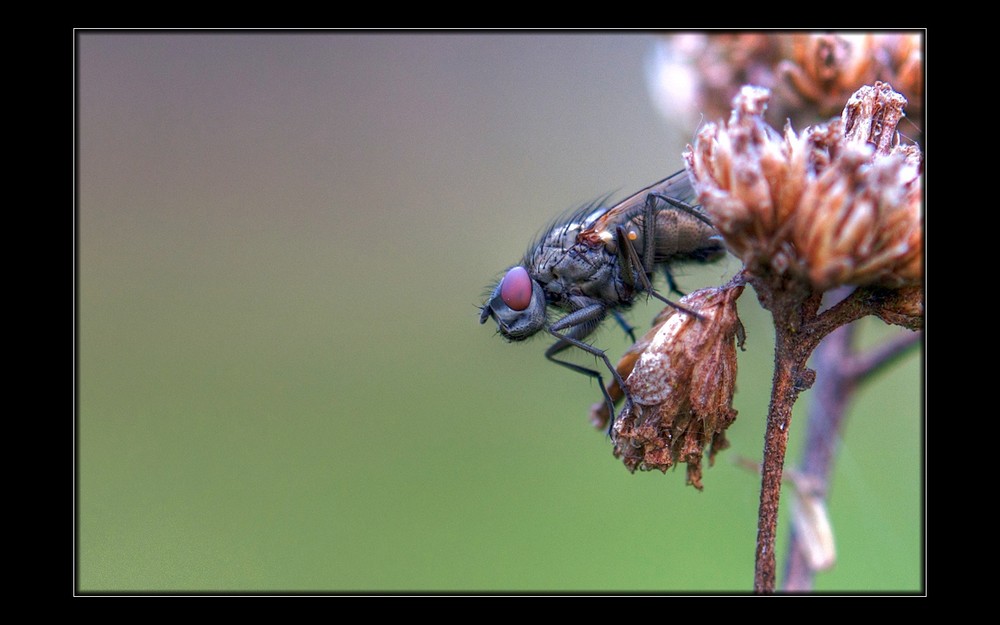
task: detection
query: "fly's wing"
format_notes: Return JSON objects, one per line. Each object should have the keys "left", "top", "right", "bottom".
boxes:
{"left": 576, "top": 170, "right": 719, "bottom": 263}
{"left": 581, "top": 169, "right": 697, "bottom": 243}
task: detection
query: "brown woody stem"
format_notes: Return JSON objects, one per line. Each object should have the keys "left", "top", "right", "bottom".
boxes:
{"left": 754, "top": 331, "right": 801, "bottom": 593}
{"left": 750, "top": 275, "right": 817, "bottom": 593}
{"left": 751, "top": 282, "right": 919, "bottom": 593}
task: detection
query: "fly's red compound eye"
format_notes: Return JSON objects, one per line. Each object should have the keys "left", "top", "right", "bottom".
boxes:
{"left": 500, "top": 266, "right": 532, "bottom": 311}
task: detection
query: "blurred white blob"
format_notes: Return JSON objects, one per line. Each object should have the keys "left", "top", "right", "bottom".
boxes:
{"left": 790, "top": 475, "right": 837, "bottom": 571}
{"left": 644, "top": 37, "right": 699, "bottom": 127}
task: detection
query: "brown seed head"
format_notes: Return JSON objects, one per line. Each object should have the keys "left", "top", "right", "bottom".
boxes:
{"left": 685, "top": 84, "right": 922, "bottom": 292}
{"left": 792, "top": 144, "right": 922, "bottom": 289}
{"left": 649, "top": 33, "right": 923, "bottom": 131}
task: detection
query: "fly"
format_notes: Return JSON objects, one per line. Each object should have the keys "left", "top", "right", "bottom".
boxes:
{"left": 479, "top": 169, "right": 726, "bottom": 427}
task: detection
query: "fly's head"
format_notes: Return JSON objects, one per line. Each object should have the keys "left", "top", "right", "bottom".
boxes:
{"left": 479, "top": 265, "right": 547, "bottom": 341}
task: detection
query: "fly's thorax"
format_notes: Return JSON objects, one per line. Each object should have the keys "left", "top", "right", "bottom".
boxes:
{"left": 528, "top": 240, "right": 625, "bottom": 308}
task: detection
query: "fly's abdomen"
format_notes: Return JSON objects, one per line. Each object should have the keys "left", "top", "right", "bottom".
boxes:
{"left": 646, "top": 209, "right": 725, "bottom": 265}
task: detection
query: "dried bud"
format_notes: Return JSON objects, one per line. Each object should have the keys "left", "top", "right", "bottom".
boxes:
{"left": 842, "top": 82, "right": 910, "bottom": 155}
{"left": 685, "top": 84, "right": 922, "bottom": 292}
{"left": 612, "top": 285, "right": 744, "bottom": 489}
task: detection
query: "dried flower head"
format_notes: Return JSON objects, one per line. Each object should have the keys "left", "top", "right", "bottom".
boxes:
{"left": 612, "top": 284, "right": 744, "bottom": 489}
{"left": 874, "top": 34, "right": 923, "bottom": 123}
{"left": 685, "top": 83, "right": 922, "bottom": 292}
{"left": 776, "top": 34, "right": 878, "bottom": 120}
{"left": 648, "top": 33, "right": 923, "bottom": 130}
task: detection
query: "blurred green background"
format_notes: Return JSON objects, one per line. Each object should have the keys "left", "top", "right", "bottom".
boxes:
{"left": 77, "top": 32, "right": 921, "bottom": 593}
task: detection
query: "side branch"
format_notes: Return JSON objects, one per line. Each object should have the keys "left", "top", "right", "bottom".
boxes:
{"left": 783, "top": 323, "right": 920, "bottom": 590}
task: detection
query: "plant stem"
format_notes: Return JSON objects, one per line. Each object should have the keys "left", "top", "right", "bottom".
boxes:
{"left": 782, "top": 321, "right": 921, "bottom": 590}
{"left": 749, "top": 280, "right": 917, "bottom": 593}
{"left": 782, "top": 321, "right": 855, "bottom": 591}
{"left": 754, "top": 324, "right": 807, "bottom": 593}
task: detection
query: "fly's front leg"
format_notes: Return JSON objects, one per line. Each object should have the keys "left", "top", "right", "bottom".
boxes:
{"left": 545, "top": 304, "right": 627, "bottom": 430}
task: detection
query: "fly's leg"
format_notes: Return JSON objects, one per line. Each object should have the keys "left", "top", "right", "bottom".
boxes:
{"left": 647, "top": 192, "right": 715, "bottom": 227}
{"left": 615, "top": 225, "right": 638, "bottom": 294}
{"left": 615, "top": 223, "right": 703, "bottom": 320}
{"left": 662, "top": 265, "right": 684, "bottom": 297}
{"left": 647, "top": 192, "right": 718, "bottom": 297}
{"left": 611, "top": 311, "right": 637, "bottom": 343}
{"left": 546, "top": 340, "right": 620, "bottom": 435}
{"left": 641, "top": 190, "right": 657, "bottom": 280}
{"left": 546, "top": 304, "right": 626, "bottom": 432}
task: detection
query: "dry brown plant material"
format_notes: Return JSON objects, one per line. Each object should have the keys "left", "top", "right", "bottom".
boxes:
{"left": 650, "top": 33, "right": 923, "bottom": 130}
{"left": 685, "top": 83, "right": 922, "bottom": 292}
{"left": 596, "top": 79, "right": 921, "bottom": 592}
{"left": 611, "top": 284, "right": 745, "bottom": 490}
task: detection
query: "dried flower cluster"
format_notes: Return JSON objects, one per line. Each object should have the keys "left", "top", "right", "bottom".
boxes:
{"left": 629, "top": 47, "right": 922, "bottom": 590}
{"left": 685, "top": 83, "right": 922, "bottom": 292}
{"left": 599, "top": 81, "right": 921, "bottom": 488}
{"left": 648, "top": 33, "right": 922, "bottom": 131}
{"left": 611, "top": 285, "right": 744, "bottom": 489}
